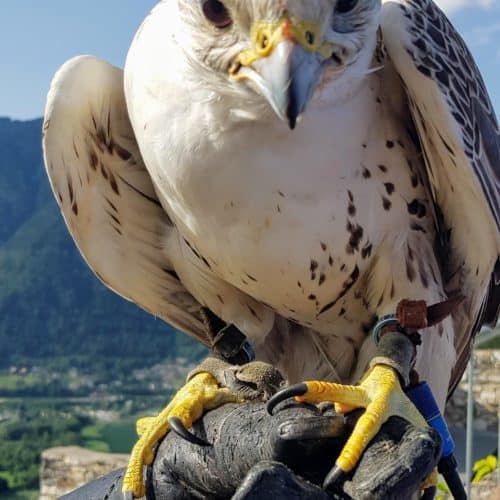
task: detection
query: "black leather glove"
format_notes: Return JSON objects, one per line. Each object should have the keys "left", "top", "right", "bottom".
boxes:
{"left": 61, "top": 398, "right": 441, "bottom": 500}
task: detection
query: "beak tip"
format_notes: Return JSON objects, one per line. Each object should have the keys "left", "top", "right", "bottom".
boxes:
{"left": 286, "top": 94, "right": 298, "bottom": 131}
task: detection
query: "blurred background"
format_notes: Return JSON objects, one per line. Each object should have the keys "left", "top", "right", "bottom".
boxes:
{"left": 0, "top": 1, "right": 498, "bottom": 498}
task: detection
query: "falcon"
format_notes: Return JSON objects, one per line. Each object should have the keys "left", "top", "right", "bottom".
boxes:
{"left": 43, "top": 0, "right": 499, "bottom": 497}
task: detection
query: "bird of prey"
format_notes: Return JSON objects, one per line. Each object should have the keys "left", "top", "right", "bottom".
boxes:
{"left": 43, "top": 0, "right": 499, "bottom": 496}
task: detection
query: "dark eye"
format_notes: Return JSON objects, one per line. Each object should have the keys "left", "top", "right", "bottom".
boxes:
{"left": 335, "top": 0, "right": 358, "bottom": 13}
{"left": 202, "top": 0, "right": 232, "bottom": 29}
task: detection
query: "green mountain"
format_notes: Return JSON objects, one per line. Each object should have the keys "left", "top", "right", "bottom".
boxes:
{"left": 0, "top": 117, "right": 204, "bottom": 370}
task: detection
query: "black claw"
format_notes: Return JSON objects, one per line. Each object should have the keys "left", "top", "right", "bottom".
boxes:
{"left": 323, "top": 465, "right": 347, "bottom": 490}
{"left": 168, "top": 416, "right": 210, "bottom": 447}
{"left": 266, "top": 383, "right": 308, "bottom": 415}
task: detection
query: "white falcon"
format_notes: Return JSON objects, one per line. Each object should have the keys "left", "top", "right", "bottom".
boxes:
{"left": 43, "top": 0, "right": 499, "bottom": 496}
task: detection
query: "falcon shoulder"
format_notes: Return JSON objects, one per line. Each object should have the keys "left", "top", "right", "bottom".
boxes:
{"left": 42, "top": 55, "right": 209, "bottom": 345}
{"left": 381, "top": 0, "right": 500, "bottom": 393}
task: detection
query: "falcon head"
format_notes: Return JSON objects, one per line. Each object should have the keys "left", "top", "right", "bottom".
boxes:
{"left": 177, "top": 0, "right": 381, "bottom": 129}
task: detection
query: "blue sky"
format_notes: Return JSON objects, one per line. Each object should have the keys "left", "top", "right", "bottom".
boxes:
{"left": 0, "top": 0, "right": 499, "bottom": 120}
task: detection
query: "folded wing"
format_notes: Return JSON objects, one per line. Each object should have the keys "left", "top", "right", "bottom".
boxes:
{"left": 382, "top": 0, "right": 500, "bottom": 393}
{"left": 43, "top": 56, "right": 209, "bottom": 345}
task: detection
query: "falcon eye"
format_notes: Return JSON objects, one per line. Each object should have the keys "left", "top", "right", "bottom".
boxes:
{"left": 335, "top": 0, "right": 358, "bottom": 13}
{"left": 202, "top": 0, "right": 233, "bottom": 29}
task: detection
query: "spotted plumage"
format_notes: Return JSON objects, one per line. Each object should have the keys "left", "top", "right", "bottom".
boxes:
{"left": 402, "top": 0, "right": 499, "bottom": 230}
{"left": 43, "top": 0, "right": 498, "bottom": 413}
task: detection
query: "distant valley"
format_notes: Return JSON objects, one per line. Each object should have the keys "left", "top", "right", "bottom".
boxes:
{"left": 0, "top": 117, "right": 205, "bottom": 371}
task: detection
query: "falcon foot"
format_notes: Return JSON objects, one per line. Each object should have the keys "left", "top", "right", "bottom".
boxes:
{"left": 267, "top": 364, "right": 427, "bottom": 490}
{"left": 122, "top": 358, "right": 284, "bottom": 498}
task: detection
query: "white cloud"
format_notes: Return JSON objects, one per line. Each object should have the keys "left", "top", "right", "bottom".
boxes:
{"left": 471, "top": 22, "right": 500, "bottom": 46}
{"left": 434, "top": 0, "right": 494, "bottom": 14}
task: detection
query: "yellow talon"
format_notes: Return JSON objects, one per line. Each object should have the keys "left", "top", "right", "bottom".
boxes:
{"left": 122, "top": 372, "right": 243, "bottom": 498}
{"left": 136, "top": 417, "right": 155, "bottom": 437}
{"left": 296, "top": 365, "right": 427, "bottom": 474}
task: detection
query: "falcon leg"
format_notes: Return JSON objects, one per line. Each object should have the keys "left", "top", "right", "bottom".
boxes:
{"left": 268, "top": 298, "right": 464, "bottom": 492}
{"left": 123, "top": 370, "right": 241, "bottom": 498}
{"left": 123, "top": 357, "right": 284, "bottom": 498}
{"left": 268, "top": 325, "right": 429, "bottom": 491}
{"left": 269, "top": 362, "right": 426, "bottom": 487}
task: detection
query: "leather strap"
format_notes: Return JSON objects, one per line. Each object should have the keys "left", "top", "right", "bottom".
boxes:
{"left": 373, "top": 296, "right": 464, "bottom": 345}
{"left": 201, "top": 308, "right": 255, "bottom": 364}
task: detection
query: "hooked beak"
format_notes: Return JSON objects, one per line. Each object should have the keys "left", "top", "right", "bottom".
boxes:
{"left": 230, "top": 18, "right": 331, "bottom": 130}
{"left": 253, "top": 41, "right": 321, "bottom": 130}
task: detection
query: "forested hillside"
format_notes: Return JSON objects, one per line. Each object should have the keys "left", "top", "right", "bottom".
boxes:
{"left": 0, "top": 117, "right": 204, "bottom": 370}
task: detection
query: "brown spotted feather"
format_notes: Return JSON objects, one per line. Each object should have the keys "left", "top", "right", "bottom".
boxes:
{"left": 382, "top": 0, "right": 500, "bottom": 395}
{"left": 43, "top": 56, "right": 209, "bottom": 346}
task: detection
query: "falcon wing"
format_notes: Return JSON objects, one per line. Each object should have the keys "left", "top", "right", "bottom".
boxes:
{"left": 43, "top": 56, "right": 209, "bottom": 346}
{"left": 381, "top": 0, "right": 500, "bottom": 393}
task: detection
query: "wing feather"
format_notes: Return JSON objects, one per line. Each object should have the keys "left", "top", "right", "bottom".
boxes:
{"left": 382, "top": 0, "right": 500, "bottom": 394}
{"left": 43, "top": 56, "right": 209, "bottom": 346}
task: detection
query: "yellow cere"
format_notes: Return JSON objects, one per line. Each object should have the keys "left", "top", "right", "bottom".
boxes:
{"left": 231, "top": 16, "right": 334, "bottom": 73}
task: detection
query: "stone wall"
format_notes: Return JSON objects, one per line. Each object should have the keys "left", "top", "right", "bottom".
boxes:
{"left": 39, "top": 447, "right": 129, "bottom": 500}
{"left": 446, "top": 350, "right": 499, "bottom": 499}
{"left": 445, "top": 350, "right": 500, "bottom": 432}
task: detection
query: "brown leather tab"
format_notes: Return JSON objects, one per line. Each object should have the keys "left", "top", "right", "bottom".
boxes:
{"left": 377, "top": 296, "right": 464, "bottom": 348}
{"left": 396, "top": 300, "right": 428, "bottom": 332}
{"left": 426, "top": 295, "right": 465, "bottom": 327}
